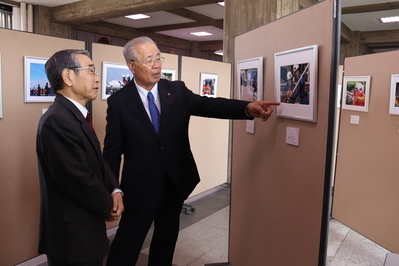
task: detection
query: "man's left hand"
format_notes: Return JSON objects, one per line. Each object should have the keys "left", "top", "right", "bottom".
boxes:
{"left": 106, "top": 192, "right": 124, "bottom": 222}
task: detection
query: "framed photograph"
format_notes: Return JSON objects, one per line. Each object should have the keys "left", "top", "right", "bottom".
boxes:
{"left": 102, "top": 62, "right": 132, "bottom": 100}
{"left": 237, "top": 57, "right": 263, "bottom": 102}
{"left": 341, "top": 76, "right": 371, "bottom": 112}
{"left": 0, "top": 54, "right": 3, "bottom": 118}
{"left": 389, "top": 74, "right": 399, "bottom": 115}
{"left": 200, "top": 72, "right": 218, "bottom": 97}
{"left": 24, "top": 56, "right": 54, "bottom": 103}
{"left": 161, "top": 68, "right": 176, "bottom": 81}
{"left": 274, "top": 45, "right": 318, "bottom": 122}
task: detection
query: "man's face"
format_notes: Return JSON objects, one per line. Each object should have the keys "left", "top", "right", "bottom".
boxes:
{"left": 128, "top": 42, "right": 162, "bottom": 91}
{"left": 68, "top": 54, "right": 100, "bottom": 105}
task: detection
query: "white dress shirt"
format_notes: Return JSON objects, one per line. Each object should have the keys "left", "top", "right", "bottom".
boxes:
{"left": 134, "top": 79, "right": 161, "bottom": 123}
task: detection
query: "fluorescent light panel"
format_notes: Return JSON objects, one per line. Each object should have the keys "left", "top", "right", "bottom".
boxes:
{"left": 125, "top": 14, "right": 150, "bottom": 20}
{"left": 218, "top": 2, "right": 225, "bottom": 6}
{"left": 190, "top": 31, "right": 213, "bottom": 37}
{"left": 379, "top": 16, "right": 399, "bottom": 23}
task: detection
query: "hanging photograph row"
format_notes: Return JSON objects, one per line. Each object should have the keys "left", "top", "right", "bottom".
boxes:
{"left": 237, "top": 45, "right": 399, "bottom": 122}
{"left": 23, "top": 56, "right": 178, "bottom": 103}
{"left": 17, "top": 52, "right": 399, "bottom": 118}
{"left": 237, "top": 45, "right": 318, "bottom": 123}
{"left": 22, "top": 56, "right": 221, "bottom": 104}
{"left": 341, "top": 74, "right": 399, "bottom": 115}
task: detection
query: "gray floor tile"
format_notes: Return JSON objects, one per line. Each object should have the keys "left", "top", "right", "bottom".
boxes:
{"left": 141, "top": 207, "right": 230, "bottom": 266}
{"left": 333, "top": 229, "right": 390, "bottom": 266}
{"left": 327, "top": 219, "right": 351, "bottom": 257}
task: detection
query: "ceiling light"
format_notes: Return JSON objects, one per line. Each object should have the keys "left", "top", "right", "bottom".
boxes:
{"left": 379, "top": 16, "right": 399, "bottom": 23}
{"left": 125, "top": 14, "right": 150, "bottom": 20}
{"left": 214, "top": 50, "right": 223, "bottom": 56}
{"left": 190, "top": 31, "right": 213, "bottom": 37}
{"left": 218, "top": 2, "right": 225, "bottom": 6}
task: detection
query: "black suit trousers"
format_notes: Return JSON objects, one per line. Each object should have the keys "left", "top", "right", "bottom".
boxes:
{"left": 106, "top": 174, "right": 184, "bottom": 266}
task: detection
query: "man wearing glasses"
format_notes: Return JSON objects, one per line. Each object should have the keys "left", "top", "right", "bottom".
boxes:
{"left": 36, "top": 49, "right": 124, "bottom": 266}
{"left": 103, "top": 37, "right": 279, "bottom": 265}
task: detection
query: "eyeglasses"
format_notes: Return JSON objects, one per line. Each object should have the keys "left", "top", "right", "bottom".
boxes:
{"left": 130, "top": 57, "right": 165, "bottom": 65}
{"left": 73, "top": 66, "right": 98, "bottom": 76}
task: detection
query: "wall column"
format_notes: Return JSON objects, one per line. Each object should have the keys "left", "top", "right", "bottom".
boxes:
{"left": 34, "top": 5, "right": 71, "bottom": 38}
{"left": 223, "top": 0, "right": 319, "bottom": 65}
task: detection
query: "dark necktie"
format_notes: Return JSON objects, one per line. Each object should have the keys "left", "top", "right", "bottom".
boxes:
{"left": 86, "top": 112, "right": 95, "bottom": 133}
{"left": 147, "top": 92, "right": 160, "bottom": 134}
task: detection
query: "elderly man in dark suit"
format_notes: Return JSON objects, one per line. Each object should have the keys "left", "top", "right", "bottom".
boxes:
{"left": 104, "top": 36, "right": 279, "bottom": 266}
{"left": 36, "top": 49, "right": 124, "bottom": 266}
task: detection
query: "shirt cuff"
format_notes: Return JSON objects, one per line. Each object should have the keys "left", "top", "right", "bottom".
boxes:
{"left": 112, "top": 188, "right": 123, "bottom": 196}
{"left": 245, "top": 103, "right": 253, "bottom": 118}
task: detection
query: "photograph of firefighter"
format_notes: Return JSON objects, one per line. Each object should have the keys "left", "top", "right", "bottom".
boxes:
{"left": 280, "top": 63, "right": 310, "bottom": 105}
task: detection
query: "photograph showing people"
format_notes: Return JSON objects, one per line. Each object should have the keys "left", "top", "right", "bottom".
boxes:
{"left": 103, "top": 36, "right": 280, "bottom": 266}
{"left": 239, "top": 68, "right": 258, "bottom": 101}
{"left": 281, "top": 70, "right": 293, "bottom": 103}
{"left": 36, "top": 49, "right": 124, "bottom": 266}
{"left": 286, "top": 63, "right": 309, "bottom": 105}
{"left": 349, "top": 82, "right": 365, "bottom": 106}
{"left": 345, "top": 81, "right": 366, "bottom": 107}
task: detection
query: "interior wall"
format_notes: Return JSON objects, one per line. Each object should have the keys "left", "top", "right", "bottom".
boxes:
{"left": 180, "top": 56, "right": 232, "bottom": 197}
{"left": 223, "top": 0, "right": 319, "bottom": 64}
{"left": 331, "top": 65, "right": 344, "bottom": 186}
{"left": 332, "top": 50, "right": 399, "bottom": 252}
{"left": 229, "top": 1, "right": 335, "bottom": 265}
{"left": 0, "top": 28, "right": 85, "bottom": 265}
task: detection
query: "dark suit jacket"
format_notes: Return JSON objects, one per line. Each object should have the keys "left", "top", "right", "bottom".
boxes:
{"left": 36, "top": 94, "right": 120, "bottom": 263}
{"left": 103, "top": 79, "right": 250, "bottom": 204}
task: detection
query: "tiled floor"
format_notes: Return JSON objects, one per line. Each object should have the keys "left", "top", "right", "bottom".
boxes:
{"left": 327, "top": 219, "right": 390, "bottom": 266}
{"left": 116, "top": 183, "right": 393, "bottom": 266}
{"left": 17, "top": 183, "right": 392, "bottom": 266}
{"left": 132, "top": 183, "right": 231, "bottom": 266}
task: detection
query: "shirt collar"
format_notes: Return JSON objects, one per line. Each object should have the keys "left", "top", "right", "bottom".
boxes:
{"left": 62, "top": 95, "right": 89, "bottom": 118}
{"left": 134, "top": 78, "right": 159, "bottom": 100}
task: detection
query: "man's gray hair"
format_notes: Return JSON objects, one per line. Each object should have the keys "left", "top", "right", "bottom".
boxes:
{"left": 123, "top": 36, "right": 157, "bottom": 63}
